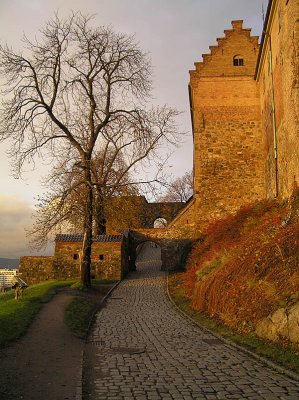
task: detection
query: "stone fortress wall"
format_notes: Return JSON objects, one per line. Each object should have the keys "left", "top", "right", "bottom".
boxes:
{"left": 190, "top": 20, "right": 265, "bottom": 227}
{"left": 256, "top": 0, "right": 299, "bottom": 199}
{"left": 172, "top": 0, "right": 299, "bottom": 230}
{"left": 20, "top": 0, "right": 298, "bottom": 283}
{"left": 20, "top": 235, "right": 129, "bottom": 285}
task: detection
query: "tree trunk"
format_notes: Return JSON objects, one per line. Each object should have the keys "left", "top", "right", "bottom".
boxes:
{"left": 94, "top": 187, "right": 106, "bottom": 235}
{"left": 80, "top": 163, "right": 93, "bottom": 287}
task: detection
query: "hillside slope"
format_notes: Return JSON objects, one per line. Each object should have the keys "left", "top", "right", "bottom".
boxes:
{"left": 181, "top": 187, "right": 299, "bottom": 348}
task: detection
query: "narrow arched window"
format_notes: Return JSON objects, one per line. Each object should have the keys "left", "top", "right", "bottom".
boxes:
{"left": 233, "top": 55, "right": 244, "bottom": 66}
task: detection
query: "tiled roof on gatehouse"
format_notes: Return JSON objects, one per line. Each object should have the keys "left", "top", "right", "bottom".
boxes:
{"left": 55, "top": 234, "right": 123, "bottom": 242}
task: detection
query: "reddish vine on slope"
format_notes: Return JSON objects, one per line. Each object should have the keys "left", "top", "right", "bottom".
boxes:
{"left": 181, "top": 188, "right": 298, "bottom": 335}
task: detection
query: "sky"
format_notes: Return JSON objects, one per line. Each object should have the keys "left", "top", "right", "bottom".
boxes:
{"left": 0, "top": 0, "right": 265, "bottom": 258}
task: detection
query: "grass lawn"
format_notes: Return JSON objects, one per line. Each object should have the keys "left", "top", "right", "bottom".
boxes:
{"left": 0, "top": 279, "right": 117, "bottom": 347}
{"left": 168, "top": 272, "right": 299, "bottom": 375}
{"left": 0, "top": 280, "right": 76, "bottom": 347}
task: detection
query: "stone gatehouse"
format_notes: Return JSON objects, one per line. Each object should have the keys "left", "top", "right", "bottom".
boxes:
{"left": 19, "top": 200, "right": 187, "bottom": 283}
{"left": 20, "top": 234, "right": 129, "bottom": 284}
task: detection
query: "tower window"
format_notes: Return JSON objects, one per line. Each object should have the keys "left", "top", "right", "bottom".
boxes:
{"left": 233, "top": 55, "right": 244, "bottom": 66}
{"left": 73, "top": 254, "right": 79, "bottom": 260}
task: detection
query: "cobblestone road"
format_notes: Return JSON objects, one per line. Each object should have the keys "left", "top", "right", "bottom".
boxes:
{"left": 84, "top": 244, "right": 299, "bottom": 399}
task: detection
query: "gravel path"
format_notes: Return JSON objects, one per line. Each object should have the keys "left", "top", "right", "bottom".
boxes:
{"left": 0, "top": 289, "right": 84, "bottom": 400}
{"left": 83, "top": 245, "right": 299, "bottom": 400}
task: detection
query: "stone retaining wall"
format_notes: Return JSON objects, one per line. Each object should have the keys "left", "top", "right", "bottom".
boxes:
{"left": 19, "top": 256, "right": 55, "bottom": 284}
{"left": 19, "top": 238, "right": 129, "bottom": 284}
{"left": 256, "top": 301, "right": 299, "bottom": 344}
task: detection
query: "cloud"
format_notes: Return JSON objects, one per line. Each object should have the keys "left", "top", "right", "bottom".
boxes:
{"left": 0, "top": 194, "right": 53, "bottom": 258}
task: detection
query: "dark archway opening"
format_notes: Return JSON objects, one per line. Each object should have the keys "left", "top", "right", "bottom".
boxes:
{"left": 135, "top": 241, "right": 162, "bottom": 270}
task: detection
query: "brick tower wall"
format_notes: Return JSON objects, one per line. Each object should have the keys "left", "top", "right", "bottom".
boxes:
{"left": 257, "top": 0, "right": 299, "bottom": 199}
{"left": 190, "top": 20, "right": 265, "bottom": 227}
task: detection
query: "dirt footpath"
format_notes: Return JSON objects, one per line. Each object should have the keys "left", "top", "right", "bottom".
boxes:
{"left": 0, "top": 289, "right": 84, "bottom": 400}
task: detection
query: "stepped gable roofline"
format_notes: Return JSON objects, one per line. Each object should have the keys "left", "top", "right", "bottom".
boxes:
{"left": 225, "top": 20, "right": 251, "bottom": 35}
{"left": 190, "top": 19, "right": 259, "bottom": 75}
{"left": 223, "top": 20, "right": 257, "bottom": 40}
{"left": 55, "top": 234, "right": 123, "bottom": 242}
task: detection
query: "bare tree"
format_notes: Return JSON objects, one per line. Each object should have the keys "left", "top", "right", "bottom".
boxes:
{"left": 158, "top": 171, "right": 193, "bottom": 202}
{"left": 28, "top": 147, "right": 141, "bottom": 247}
{"left": 0, "top": 13, "right": 181, "bottom": 286}
{"left": 27, "top": 155, "right": 87, "bottom": 250}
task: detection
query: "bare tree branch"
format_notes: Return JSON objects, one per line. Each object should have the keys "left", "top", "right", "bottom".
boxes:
{"left": 1, "top": 12, "right": 183, "bottom": 287}
{"left": 158, "top": 171, "right": 194, "bottom": 202}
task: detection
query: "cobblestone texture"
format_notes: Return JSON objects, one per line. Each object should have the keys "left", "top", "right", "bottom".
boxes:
{"left": 84, "top": 245, "right": 299, "bottom": 399}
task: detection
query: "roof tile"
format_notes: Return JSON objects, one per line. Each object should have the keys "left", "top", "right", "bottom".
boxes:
{"left": 55, "top": 234, "right": 123, "bottom": 243}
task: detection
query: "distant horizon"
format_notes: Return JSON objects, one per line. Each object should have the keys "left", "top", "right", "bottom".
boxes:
{"left": 0, "top": 258, "right": 20, "bottom": 269}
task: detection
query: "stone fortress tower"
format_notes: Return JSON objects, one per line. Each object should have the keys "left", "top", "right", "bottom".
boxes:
{"left": 171, "top": 0, "right": 299, "bottom": 231}
{"left": 189, "top": 20, "right": 265, "bottom": 227}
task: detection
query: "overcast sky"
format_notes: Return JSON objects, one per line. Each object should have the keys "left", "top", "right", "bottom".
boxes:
{"left": 0, "top": 0, "right": 265, "bottom": 258}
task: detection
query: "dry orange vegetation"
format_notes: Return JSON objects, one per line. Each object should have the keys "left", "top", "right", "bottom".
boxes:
{"left": 182, "top": 187, "right": 299, "bottom": 336}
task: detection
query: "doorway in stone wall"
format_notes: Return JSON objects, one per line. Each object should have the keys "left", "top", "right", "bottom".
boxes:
{"left": 135, "top": 241, "right": 162, "bottom": 270}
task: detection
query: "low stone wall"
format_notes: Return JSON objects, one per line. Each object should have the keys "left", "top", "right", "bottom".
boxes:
{"left": 55, "top": 240, "right": 125, "bottom": 282}
{"left": 91, "top": 242, "right": 124, "bottom": 281}
{"left": 52, "top": 259, "right": 80, "bottom": 281}
{"left": 19, "top": 240, "right": 128, "bottom": 284}
{"left": 19, "top": 256, "right": 55, "bottom": 284}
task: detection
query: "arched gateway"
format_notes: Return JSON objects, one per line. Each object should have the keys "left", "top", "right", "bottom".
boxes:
{"left": 127, "top": 229, "right": 192, "bottom": 272}
{"left": 135, "top": 241, "right": 162, "bottom": 270}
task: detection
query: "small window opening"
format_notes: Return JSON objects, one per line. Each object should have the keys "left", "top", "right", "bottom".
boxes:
{"left": 99, "top": 254, "right": 104, "bottom": 260}
{"left": 73, "top": 254, "right": 79, "bottom": 260}
{"left": 233, "top": 55, "right": 244, "bottom": 66}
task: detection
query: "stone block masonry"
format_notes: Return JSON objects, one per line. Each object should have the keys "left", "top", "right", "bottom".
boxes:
{"left": 257, "top": 0, "right": 299, "bottom": 199}
{"left": 194, "top": 118, "right": 265, "bottom": 225}
{"left": 19, "top": 1, "right": 299, "bottom": 282}
{"left": 19, "top": 234, "right": 129, "bottom": 285}
{"left": 173, "top": 3, "right": 298, "bottom": 229}
{"left": 171, "top": 20, "right": 265, "bottom": 230}
{"left": 191, "top": 21, "right": 266, "bottom": 225}
{"left": 19, "top": 256, "right": 55, "bottom": 284}
{"left": 54, "top": 239, "right": 127, "bottom": 281}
